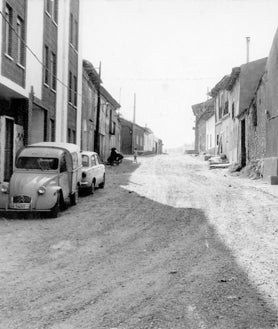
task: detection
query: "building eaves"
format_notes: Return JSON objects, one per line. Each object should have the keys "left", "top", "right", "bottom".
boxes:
{"left": 226, "top": 67, "right": 240, "bottom": 90}
{"left": 199, "top": 105, "right": 215, "bottom": 122}
{"left": 238, "top": 57, "right": 267, "bottom": 116}
{"left": 192, "top": 98, "right": 214, "bottom": 120}
{"left": 83, "top": 59, "right": 102, "bottom": 85}
{"left": 210, "top": 75, "right": 230, "bottom": 97}
{"left": 100, "top": 85, "right": 121, "bottom": 109}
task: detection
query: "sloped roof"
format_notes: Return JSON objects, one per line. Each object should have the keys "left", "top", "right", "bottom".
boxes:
{"left": 83, "top": 59, "right": 102, "bottom": 85}
{"left": 100, "top": 85, "right": 121, "bottom": 109}
{"left": 238, "top": 57, "right": 267, "bottom": 115}
{"left": 192, "top": 98, "right": 214, "bottom": 122}
{"left": 210, "top": 75, "right": 230, "bottom": 97}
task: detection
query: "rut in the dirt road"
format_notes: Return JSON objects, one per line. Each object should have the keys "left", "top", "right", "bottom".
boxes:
{"left": 1, "top": 155, "right": 278, "bottom": 329}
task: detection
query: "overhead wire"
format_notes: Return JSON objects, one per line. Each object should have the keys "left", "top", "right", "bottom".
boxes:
{"left": 0, "top": 9, "right": 99, "bottom": 99}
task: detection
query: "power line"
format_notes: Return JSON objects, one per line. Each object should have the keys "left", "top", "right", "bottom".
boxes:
{"left": 0, "top": 9, "right": 92, "bottom": 99}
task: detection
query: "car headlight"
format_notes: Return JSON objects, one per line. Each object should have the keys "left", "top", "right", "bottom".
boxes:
{"left": 1, "top": 185, "right": 9, "bottom": 193}
{"left": 38, "top": 186, "right": 46, "bottom": 195}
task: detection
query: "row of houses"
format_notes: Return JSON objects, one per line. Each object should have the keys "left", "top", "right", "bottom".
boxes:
{"left": 193, "top": 27, "right": 278, "bottom": 183}
{"left": 0, "top": 0, "right": 162, "bottom": 183}
{"left": 120, "top": 117, "right": 163, "bottom": 155}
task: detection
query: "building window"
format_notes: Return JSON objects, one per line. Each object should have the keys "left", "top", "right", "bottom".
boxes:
{"left": 53, "top": 0, "right": 58, "bottom": 23}
{"left": 231, "top": 102, "right": 235, "bottom": 119}
{"left": 73, "top": 75, "right": 77, "bottom": 106}
{"left": 72, "top": 130, "right": 76, "bottom": 144}
{"left": 67, "top": 128, "right": 71, "bottom": 142}
{"left": 216, "top": 134, "right": 219, "bottom": 146}
{"left": 252, "top": 102, "right": 257, "bottom": 127}
{"left": 17, "top": 17, "right": 24, "bottom": 66}
{"left": 44, "top": 45, "right": 49, "bottom": 85}
{"left": 50, "top": 119, "right": 55, "bottom": 141}
{"left": 45, "top": 0, "right": 51, "bottom": 15}
{"left": 74, "top": 19, "right": 78, "bottom": 49}
{"left": 5, "top": 4, "right": 13, "bottom": 57}
{"left": 68, "top": 71, "right": 72, "bottom": 103}
{"left": 50, "top": 52, "right": 56, "bottom": 90}
{"left": 70, "top": 13, "right": 73, "bottom": 44}
{"left": 223, "top": 101, "right": 229, "bottom": 115}
{"left": 218, "top": 106, "right": 222, "bottom": 120}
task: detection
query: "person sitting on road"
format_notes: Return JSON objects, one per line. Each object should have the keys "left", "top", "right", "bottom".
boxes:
{"left": 107, "top": 148, "right": 123, "bottom": 165}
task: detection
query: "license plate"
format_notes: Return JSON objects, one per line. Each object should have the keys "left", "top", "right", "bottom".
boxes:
{"left": 11, "top": 203, "right": 30, "bottom": 210}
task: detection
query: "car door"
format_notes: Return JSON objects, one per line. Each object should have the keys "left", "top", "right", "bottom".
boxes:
{"left": 95, "top": 155, "right": 104, "bottom": 185}
{"left": 59, "top": 152, "right": 70, "bottom": 199}
{"left": 90, "top": 155, "right": 98, "bottom": 183}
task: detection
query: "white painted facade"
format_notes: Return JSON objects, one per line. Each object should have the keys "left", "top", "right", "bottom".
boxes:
{"left": 54, "top": 0, "right": 82, "bottom": 145}
{"left": 205, "top": 114, "right": 215, "bottom": 152}
{"left": 144, "top": 132, "right": 155, "bottom": 152}
{"left": 26, "top": 0, "right": 44, "bottom": 99}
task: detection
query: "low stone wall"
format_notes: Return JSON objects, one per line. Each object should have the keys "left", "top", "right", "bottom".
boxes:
{"left": 262, "top": 157, "right": 278, "bottom": 185}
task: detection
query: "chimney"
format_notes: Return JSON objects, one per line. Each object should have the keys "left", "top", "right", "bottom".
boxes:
{"left": 246, "top": 37, "right": 250, "bottom": 63}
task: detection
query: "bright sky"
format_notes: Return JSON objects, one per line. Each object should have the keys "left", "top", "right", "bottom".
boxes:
{"left": 81, "top": 0, "right": 278, "bottom": 149}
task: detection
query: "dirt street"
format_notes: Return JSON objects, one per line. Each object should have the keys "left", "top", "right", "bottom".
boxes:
{"left": 1, "top": 154, "right": 278, "bottom": 329}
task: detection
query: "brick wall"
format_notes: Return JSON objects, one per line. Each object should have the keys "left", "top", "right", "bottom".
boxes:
{"left": 67, "top": 0, "right": 79, "bottom": 135}
{"left": 1, "top": 0, "right": 26, "bottom": 87}
{"left": 196, "top": 118, "right": 206, "bottom": 153}
{"left": 120, "top": 120, "right": 132, "bottom": 154}
{"left": 265, "top": 28, "right": 278, "bottom": 157}
{"left": 246, "top": 78, "right": 267, "bottom": 162}
{"left": 81, "top": 70, "right": 96, "bottom": 151}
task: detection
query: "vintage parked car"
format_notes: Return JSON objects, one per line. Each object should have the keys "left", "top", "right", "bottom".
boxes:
{"left": 0, "top": 142, "right": 82, "bottom": 217}
{"left": 80, "top": 151, "right": 105, "bottom": 194}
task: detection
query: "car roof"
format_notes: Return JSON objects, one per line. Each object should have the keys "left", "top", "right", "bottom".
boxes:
{"left": 19, "top": 147, "right": 64, "bottom": 158}
{"left": 28, "top": 142, "right": 81, "bottom": 154}
{"left": 81, "top": 151, "right": 98, "bottom": 156}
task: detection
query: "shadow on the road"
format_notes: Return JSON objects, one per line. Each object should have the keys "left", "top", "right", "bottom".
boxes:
{"left": 89, "top": 159, "right": 278, "bottom": 329}
{"left": 1, "top": 156, "right": 278, "bottom": 329}
{"left": 97, "top": 191, "right": 278, "bottom": 328}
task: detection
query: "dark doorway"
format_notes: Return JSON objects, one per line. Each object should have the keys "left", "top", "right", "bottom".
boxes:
{"left": 4, "top": 118, "right": 14, "bottom": 181}
{"left": 241, "top": 119, "right": 246, "bottom": 167}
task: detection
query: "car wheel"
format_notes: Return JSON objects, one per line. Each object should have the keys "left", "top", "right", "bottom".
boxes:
{"left": 70, "top": 187, "right": 79, "bottom": 206}
{"left": 90, "top": 180, "right": 95, "bottom": 194}
{"left": 50, "top": 192, "right": 61, "bottom": 218}
{"left": 99, "top": 174, "right": 105, "bottom": 188}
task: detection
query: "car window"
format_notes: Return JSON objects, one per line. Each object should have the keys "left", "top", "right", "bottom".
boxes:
{"left": 82, "top": 155, "right": 90, "bottom": 167}
{"left": 97, "top": 155, "right": 102, "bottom": 164}
{"left": 16, "top": 157, "right": 59, "bottom": 170}
{"left": 60, "top": 154, "right": 67, "bottom": 172}
{"left": 91, "top": 155, "right": 97, "bottom": 166}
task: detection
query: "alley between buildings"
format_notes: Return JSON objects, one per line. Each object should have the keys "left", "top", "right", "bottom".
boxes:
{"left": 1, "top": 154, "right": 278, "bottom": 329}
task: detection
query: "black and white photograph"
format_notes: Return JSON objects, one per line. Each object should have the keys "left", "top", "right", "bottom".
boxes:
{"left": 1, "top": 0, "right": 278, "bottom": 328}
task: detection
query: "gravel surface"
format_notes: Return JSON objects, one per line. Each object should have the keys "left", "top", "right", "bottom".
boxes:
{"left": 1, "top": 154, "right": 278, "bottom": 329}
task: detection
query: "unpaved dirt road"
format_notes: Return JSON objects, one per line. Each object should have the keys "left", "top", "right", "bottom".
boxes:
{"left": 1, "top": 154, "right": 278, "bottom": 329}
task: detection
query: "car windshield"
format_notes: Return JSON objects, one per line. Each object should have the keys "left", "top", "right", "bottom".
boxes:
{"left": 82, "top": 155, "right": 89, "bottom": 167}
{"left": 16, "top": 157, "right": 59, "bottom": 170}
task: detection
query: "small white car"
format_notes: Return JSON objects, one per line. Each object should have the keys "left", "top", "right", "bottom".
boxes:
{"left": 0, "top": 142, "right": 82, "bottom": 218}
{"left": 80, "top": 151, "right": 105, "bottom": 194}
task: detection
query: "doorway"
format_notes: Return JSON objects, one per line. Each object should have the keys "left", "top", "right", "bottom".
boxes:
{"left": 4, "top": 118, "right": 14, "bottom": 181}
{"left": 241, "top": 119, "right": 246, "bottom": 167}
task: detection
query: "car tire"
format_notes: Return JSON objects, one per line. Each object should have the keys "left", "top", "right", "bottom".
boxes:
{"left": 50, "top": 192, "right": 61, "bottom": 218}
{"left": 90, "top": 180, "right": 95, "bottom": 194}
{"left": 70, "top": 187, "right": 79, "bottom": 206}
{"left": 99, "top": 174, "right": 105, "bottom": 189}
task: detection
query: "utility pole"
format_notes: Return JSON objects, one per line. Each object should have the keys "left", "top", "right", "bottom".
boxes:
{"left": 246, "top": 37, "right": 250, "bottom": 63}
{"left": 94, "top": 61, "right": 101, "bottom": 154}
{"left": 132, "top": 93, "right": 136, "bottom": 153}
